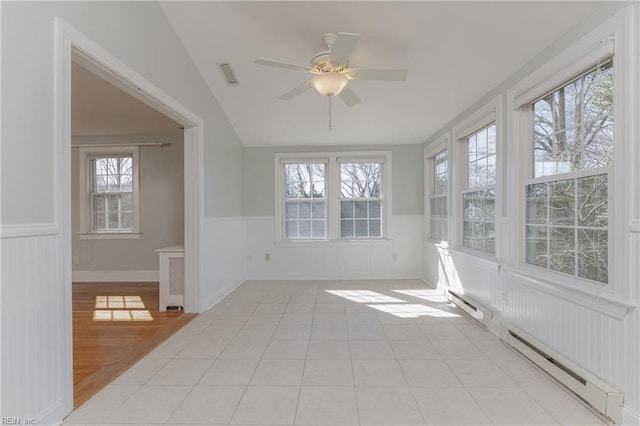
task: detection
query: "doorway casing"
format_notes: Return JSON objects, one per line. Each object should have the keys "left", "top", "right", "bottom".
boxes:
{"left": 55, "top": 18, "right": 204, "bottom": 415}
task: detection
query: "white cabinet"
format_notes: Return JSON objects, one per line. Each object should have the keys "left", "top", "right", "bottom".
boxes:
{"left": 156, "top": 244, "right": 184, "bottom": 312}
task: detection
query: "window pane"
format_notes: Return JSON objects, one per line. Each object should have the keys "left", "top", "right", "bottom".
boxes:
{"left": 312, "top": 201, "right": 325, "bottom": 219}
{"left": 299, "top": 202, "right": 311, "bottom": 219}
{"left": 286, "top": 221, "right": 297, "bottom": 238}
{"left": 286, "top": 163, "right": 325, "bottom": 199}
{"left": 549, "top": 227, "right": 575, "bottom": 275}
{"left": 354, "top": 220, "right": 368, "bottom": 237}
{"left": 107, "top": 212, "right": 120, "bottom": 230}
{"left": 578, "top": 229, "right": 608, "bottom": 283}
{"left": 341, "top": 201, "right": 354, "bottom": 218}
{"left": 369, "top": 219, "right": 381, "bottom": 237}
{"left": 340, "top": 163, "right": 382, "bottom": 198}
{"left": 549, "top": 179, "right": 574, "bottom": 225}
{"left": 285, "top": 202, "right": 298, "bottom": 220}
{"left": 120, "top": 212, "right": 132, "bottom": 230}
{"left": 526, "top": 183, "right": 547, "bottom": 225}
{"left": 341, "top": 220, "right": 354, "bottom": 238}
{"left": 577, "top": 174, "right": 607, "bottom": 227}
{"left": 354, "top": 201, "right": 368, "bottom": 218}
{"left": 298, "top": 220, "right": 312, "bottom": 238}
{"left": 94, "top": 212, "right": 106, "bottom": 231}
{"left": 95, "top": 175, "right": 108, "bottom": 192}
{"left": 533, "top": 61, "right": 613, "bottom": 177}
{"left": 369, "top": 201, "right": 381, "bottom": 219}
{"left": 120, "top": 193, "right": 132, "bottom": 212}
{"left": 311, "top": 220, "right": 325, "bottom": 238}
{"left": 526, "top": 225, "right": 548, "bottom": 267}
{"left": 106, "top": 194, "right": 120, "bottom": 212}
{"left": 93, "top": 194, "right": 106, "bottom": 212}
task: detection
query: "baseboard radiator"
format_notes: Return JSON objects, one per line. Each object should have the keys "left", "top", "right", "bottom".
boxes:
{"left": 503, "top": 325, "right": 623, "bottom": 425}
{"left": 447, "top": 290, "right": 492, "bottom": 328}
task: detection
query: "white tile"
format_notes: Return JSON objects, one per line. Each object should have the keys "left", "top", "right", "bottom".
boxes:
{"left": 273, "top": 325, "right": 311, "bottom": 340}
{"left": 421, "top": 324, "right": 467, "bottom": 340}
{"left": 350, "top": 340, "right": 395, "bottom": 360}
{"left": 245, "top": 312, "right": 283, "bottom": 325}
{"left": 314, "top": 303, "right": 345, "bottom": 313}
{"left": 445, "top": 359, "right": 518, "bottom": 387}
{"left": 383, "top": 324, "right": 425, "bottom": 340}
{"left": 346, "top": 312, "right": 380, "bottom": 325}
{"left": 412, "top": 386, "right": 492, "bottom": 425}
{"left": 313, "top": 312, "right": 347, "bottom": 325}
{"left": 218, "top": 337, "right": 270, "bottom": 359}
{"left": 147, "top": 359, "right": 212, "bottom": 385}
{"left": 303, "top": 359, "right": 354, "bottom": 386}
{"left": 524, "top": 382, "right": 607, "bottom": 425}
{"left": 210, "top": 311, "right": 252, "bottom": 325}
{"left": 231, "top": 386, "right": 299, "bottom": 425}
{"left": 167, "top": 385, "right": 245, "bottom": 424}
{"left": 199, "top": 323, "right": 241, "bottom": 340}
{"left": 255, "top": 303, "right": 287, "bottom": 313}
{"left": 174, "top": 338, "right": 230, "bottom": 359}
{"left": 389, "top": 340, "right": 441, "bottom": 360}
{"left": 263, "top": 339, "right": 309, "bottom": 359}
{"left": 113, "top": 358, "right": 170, "bottom": 385}
{"left": 467, "top": 386, "right": 560, "bottom": 425}
{"left": 398, "top": 359, "right": 463, "bottom": 387}
{"left": 307, "top": 339, "right": 351, "bottom": 359}
{"left": 348, "top": 324, "right": 387, "bottom": 340}
{"left": 250, "top": 359, "right": 305, "bottom": 385}
{"left": 280, "top": 312, "right": 314, "bottom": 325}
{"left": 356, "top": 386, "right": 425, "bottom": 425}
{"left": 234, "top": 324, "right": 276, "bottom": 340}
{"left": 352, "top": 359, "right": 407, "bottom": 386}
{"left": 295, "top": 386, "right": 359, "bottom": 425}
{"left": 64, "top": 385, "right": 140, "bottom": 424}
{"left": 311, "top": 324, "right": 349, "bottom": 340}
{"left": 226, "top": 303, "right": 259, "bottom": 313}
{"left": 454, "top": 323, "right": 497, "bottom": 340}
{"left": 432, "top": 339, "right": 487, "bottom": 359}
{"left": 198, "top": 358, "right": 259, "bottom": 385}
{"left": 107, "top": 385, "right": 191, "bottom": 424}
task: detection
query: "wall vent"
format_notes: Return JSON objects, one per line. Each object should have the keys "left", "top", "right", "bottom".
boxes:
{"left": 503, "top": 324, "right": 623, "bottom": 424}
{"left": 218, "top": 63, "right": 239, "bottom": 85}
{"left": 447, "top": 290, "right": 492, "bottom": 328}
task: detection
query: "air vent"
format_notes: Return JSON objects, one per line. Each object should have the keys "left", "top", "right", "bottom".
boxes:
{"left": 218, "top": 63, "right": 239, "bottom": 85}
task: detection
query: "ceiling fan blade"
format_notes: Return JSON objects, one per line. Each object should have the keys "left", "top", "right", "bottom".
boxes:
{"left": 339, "top": 85, "right": 361, "bottom": 107}
{"left": 255, "top": 58, "right": 310, "bottom": 72}
{"left": 279, "top": 80, "right": 314, "bottom": 100}
{"left": 347, "top": 68, "right": 408, "bottom": 81}
{"left": 330, "top": 33, "right": 360, "bottom": 65}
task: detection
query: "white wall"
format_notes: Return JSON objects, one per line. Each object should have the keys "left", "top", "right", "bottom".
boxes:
{"left": 422, "top": 4, "right": 639, "bottom": 424}
{"left": 1, "top": 1, "right": 245, "bottom": 423}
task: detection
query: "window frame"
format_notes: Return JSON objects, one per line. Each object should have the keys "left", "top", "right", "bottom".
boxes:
{"left": 425, "top": 133, "right": 451, "bottom": 244}
{"left": 78, "top": 146, "right": 141, "bottom": 240}
{"left": 275, "top": 151, "right": 391, "bottom": 242}
{"left": 506, "top": 9, "right": 634, "bottom": 302}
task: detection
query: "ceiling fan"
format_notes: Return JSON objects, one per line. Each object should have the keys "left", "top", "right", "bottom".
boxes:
{"left": 254, "top": 32, "right": 408, "bottom": 108}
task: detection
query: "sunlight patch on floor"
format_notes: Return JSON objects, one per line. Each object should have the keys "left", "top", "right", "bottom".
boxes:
{"left": 325, "top": 290, "right": 406, "bottom": 303}
{"left": 367, "top": 303, "right": 461, "bottom": 318}
{"left": 393, "top": 289, "right": 449, "bottom": 303}
{"left": 93, "top": 296, "right": 153, "bottom": 321}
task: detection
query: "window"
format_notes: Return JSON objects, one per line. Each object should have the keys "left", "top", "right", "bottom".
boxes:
{"left": 78, "top": 146, "right": 140, "bottom": 239}
{"left": 284, "top": 162, "right": 326, "bottom": 238}
{"left": 430, "top": 149, "right": 448, "bottom": 241}
{"left": 462, "top": 124, "right": 496, "bottom": 253}
{"left": 525, "top": 61, "right": 612, "bottom": 284}
{"left": 340, "top": 162, "right": 382, "bottom": 238}
{"left": 276, "top": 152, "right": 390, "bottom": 241}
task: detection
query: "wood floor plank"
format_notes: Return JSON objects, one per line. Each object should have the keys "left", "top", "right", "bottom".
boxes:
{"left": 73, "top": 282, "right": 195, "bottom": 407}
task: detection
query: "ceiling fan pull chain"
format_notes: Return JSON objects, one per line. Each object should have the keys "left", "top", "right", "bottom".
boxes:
{"left": 328, "top": 96, "right": 333, "bottom": 130}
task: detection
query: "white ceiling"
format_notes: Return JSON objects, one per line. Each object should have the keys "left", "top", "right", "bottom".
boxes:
{"left": 160, "top": 1, "right": 605, "bottom": 147}
{"left": 72, "top": 62, "right": 183, "bottom": 138}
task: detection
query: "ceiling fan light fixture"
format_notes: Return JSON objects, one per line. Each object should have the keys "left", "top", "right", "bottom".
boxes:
{"left": 311, "top": 72, "right": 348, "bottom": 96}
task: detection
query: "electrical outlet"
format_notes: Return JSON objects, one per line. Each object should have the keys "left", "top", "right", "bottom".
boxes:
{"left": 265, "top": 253, "right": 271, "bottom": 261}
{"left": 73, "top": 256, "right": 79, "bottom": 265}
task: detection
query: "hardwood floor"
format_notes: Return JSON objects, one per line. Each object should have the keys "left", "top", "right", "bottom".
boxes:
{"left": 73, "top": 282, "right": 196, "bottom": 408}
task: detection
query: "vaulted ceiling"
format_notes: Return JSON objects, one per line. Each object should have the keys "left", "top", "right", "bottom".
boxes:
{"left": 72, "top": 2, "right": 608, "bottom": 147}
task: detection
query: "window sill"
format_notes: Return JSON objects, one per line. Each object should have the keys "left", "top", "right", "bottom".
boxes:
{"left": 78, "top": 232, "right": 142, "bottom": 240}
{"left": 502, "top": 266, "right": 635, "bottom": 321}
{"left": 274, "top": 238, "right": 392, "bottom": 248}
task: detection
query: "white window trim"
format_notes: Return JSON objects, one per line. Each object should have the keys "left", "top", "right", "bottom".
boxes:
{"left": 78, "top": 146, "right": 141, "bottom": 240}
{"left": 506, "top": 7, "right": 636, "bottom": 304}
{"left": 275, "top": 151, "right": 392, "bottom": 242}
{"left": 424, "top": 132, "right": 451, "bottom": 245}
{"left": 451, "top": 96, "right": 503, "bottom": 260}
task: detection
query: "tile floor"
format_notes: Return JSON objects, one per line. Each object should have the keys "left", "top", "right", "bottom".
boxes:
{"left": 64, "top": 279, "right": 606, "bottom": 425}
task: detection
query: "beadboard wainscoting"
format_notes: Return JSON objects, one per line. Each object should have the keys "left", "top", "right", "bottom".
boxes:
{"left": 200, "top": 217, "right": 247, "bottom": 312}
{"left": 1, "top": 224, "right": 72, "bottom": 425}
{"left": 246, "top": 215, "right": 423, "bottom": 280}
{"left": 422, "top": 240, "right": 639, "bottom": 425}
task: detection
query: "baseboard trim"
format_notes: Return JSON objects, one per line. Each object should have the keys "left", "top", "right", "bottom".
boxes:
{"left": 72, "top": 270, "right": 159, "bottom": 282}
{"left": 200, "top": 279, "right": 245, "bottom": 313}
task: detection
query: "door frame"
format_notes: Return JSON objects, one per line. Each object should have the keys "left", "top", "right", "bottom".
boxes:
{"left": 54, "top": 18, "right": 204, "bottom": 410}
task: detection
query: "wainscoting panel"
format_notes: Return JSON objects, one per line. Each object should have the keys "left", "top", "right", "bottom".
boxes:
{"left": 200, "top": 217, "right": 247, "bottom": 311}
{"left": 1, "top": 228, "right": 70, "bottom": 424}
{"left": 246, "top": 215, "right": 423, "bottom": 280}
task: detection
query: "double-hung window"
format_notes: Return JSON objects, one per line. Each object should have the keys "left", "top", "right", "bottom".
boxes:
{"left": 340, "top": 161, "right": 383, "bottom": 238}
{"left": 462, "top": 124, "right": 497, "bottom": 253}
{"left": 430, "top": 149, "right": 448, "bottom": 241}
{"left": 525, "top": 61, "right": 613, "bottom": 284}
{"left": 78, "top": 146, "right": 140, "bottom": 238}
{"left": 284, "top": 161, "right": 327, "bottom": 239}
{"left": 277, "top": 152, "right": 389, "bottom": 241}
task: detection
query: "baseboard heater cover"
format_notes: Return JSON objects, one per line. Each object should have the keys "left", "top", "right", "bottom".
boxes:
{"left": 447, "top": 290, "right": 492, "bottom": 328}
{"left": 504, "top": 325, "right": 623, "bottom": 425}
